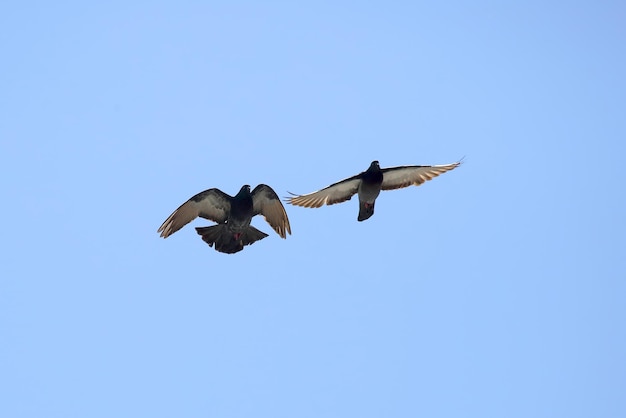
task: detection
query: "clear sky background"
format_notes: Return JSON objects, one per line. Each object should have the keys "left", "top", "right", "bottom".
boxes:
{"left": 1, "top": 2, "right": 625, "bottom": 417}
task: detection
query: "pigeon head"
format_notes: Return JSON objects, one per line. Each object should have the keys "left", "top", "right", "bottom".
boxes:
{"left": 369, "top": 161, "right": 380, "bottom": 169}
{"left": 236, "top": 184, "right": 251, "bottom": 196}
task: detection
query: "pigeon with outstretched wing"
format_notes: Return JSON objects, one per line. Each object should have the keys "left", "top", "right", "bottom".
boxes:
{"left": 158, "top": 184, "right": 291, "bottom": 254}
{"left": 286, "top": 160, "right": 461, "bottom": 221}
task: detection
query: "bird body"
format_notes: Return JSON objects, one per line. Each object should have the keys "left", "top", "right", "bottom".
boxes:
{"left": 286, "top": 160, "right": 461, "bottom": 221}
{"left": 158, "top": 184, "right": 291, "bottom": 254}
{"left": 220, "top": 185, "right": 255, "bottom": 233}
{"left": 357, "top": 161, "right": 384, "bottom": 221}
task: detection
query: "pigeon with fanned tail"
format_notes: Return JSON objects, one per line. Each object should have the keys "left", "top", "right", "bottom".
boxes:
{"left": 158, "top": 184, "right": 291, "bottom": 254}
{"left": 286, "top": 160, "right": 461, "bottom": 221}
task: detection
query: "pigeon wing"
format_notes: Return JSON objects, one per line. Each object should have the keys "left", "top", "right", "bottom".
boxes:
{"left": 381, "top": 162, "right": 461, "bottom": 191}
{"left": 251, "top": 184, "right": 292, "bottom": 238}
{"left": 285, "top": 174, "right": 362, "bottom": 208}
{"left": 157, "top": 188, "right": 232, "bottom": 238}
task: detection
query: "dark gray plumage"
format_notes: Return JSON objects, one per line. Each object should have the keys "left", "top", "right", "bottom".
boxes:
{"left": 286, "top": 160, "right": 461, "bottom": 221}
{"left": 158, "top": 184, "right": 291, "bottom": 254}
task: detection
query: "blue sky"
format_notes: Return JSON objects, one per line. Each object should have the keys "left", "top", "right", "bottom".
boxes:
{"left": 1, "top": 1, "right": 625, "bottom": 417}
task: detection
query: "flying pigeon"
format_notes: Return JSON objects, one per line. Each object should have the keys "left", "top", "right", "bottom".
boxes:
{"left": 286, "top": 160, "right": 461, "bottom": 221}
{"left": 158, "top": 184, "right": 291, "bottom": 254}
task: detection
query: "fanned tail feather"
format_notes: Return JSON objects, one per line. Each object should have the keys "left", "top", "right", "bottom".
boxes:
{"left": 195, "top": 225, "right": 268, "bottom": 254}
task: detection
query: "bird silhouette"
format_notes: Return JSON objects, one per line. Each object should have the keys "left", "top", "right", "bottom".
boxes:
{"left": 158, "top": 184, "right": 291, "bottom": 254}
{"left": 286, "top": 160, "right": 461, "bottom": 221}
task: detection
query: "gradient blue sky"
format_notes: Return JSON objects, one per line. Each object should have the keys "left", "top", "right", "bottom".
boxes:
{"left": 2, "top": 2, "right": 625, "bottom": 417}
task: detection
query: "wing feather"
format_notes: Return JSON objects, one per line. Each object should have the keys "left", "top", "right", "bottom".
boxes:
{"left": 381, "top": 162, "right": 461, "bottom": 191}
{"left": 252, "top": 184, "right": 292, "bottom": 238}
{"left": 157, "top": 188, "right": 231, "bottom": 238}
{"left": 285, "top": 175, "right": 362, "bottom": 208}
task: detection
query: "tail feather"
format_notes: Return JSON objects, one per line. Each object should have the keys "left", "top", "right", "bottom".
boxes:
{"left": 358, "top": 200, "right": 375, "bottom": 222}
{"left": 195, "top": 225, "right": 225, "bottom": 246}
{"left": 195, "top": 225, "right": 268, "bottom": 254}
{"left": 240, "top": 225, "right": 269, "bottom": 244}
